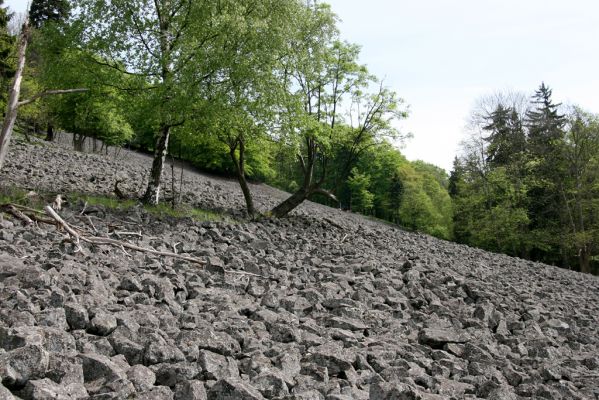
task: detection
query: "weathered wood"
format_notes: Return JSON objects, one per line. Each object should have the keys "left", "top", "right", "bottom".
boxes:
{"left": 0, "top": 20, "right": 29, "bottom": 171}
{"left": 0, "top": 18, "right": 88, "bottom": 171}
{"left": 17, "top": 88, "right": 89, "bottom": 107}
{"left": 44, "top": 205, "right": 267, "bottom": 279}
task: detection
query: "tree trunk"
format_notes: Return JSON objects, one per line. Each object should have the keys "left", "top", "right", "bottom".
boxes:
{"left": 579, "top": 247, "right": 591, "bottom": 274}
{"left": 0, "top": 21, "right": 28, "bottom": 171}
{"left": 45, "top": 123, "right": 54, "bottom": 141}
{"left": 229, "top": 139, "right": 255, "bottom": 217}
{"left": 271, "top": 188, "right": 310, "bottom": 218}
{"left": 142, "top": 125, "right": 171, "bottom": 205}
{"left": 73, "top": 134, "right": 86, "bottom": 152}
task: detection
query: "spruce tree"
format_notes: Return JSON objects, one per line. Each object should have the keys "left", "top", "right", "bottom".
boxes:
{"left": 483, "top": 105, "right": 526, "bottom": 168}
{"left": 525, "top": 83, "right": 568, "bottom": 265}
{"left": 525, "top": 82, "right": 566, "bottom": 157}
{"left": 29, "top": 0, "right": 70, "bottom": 28}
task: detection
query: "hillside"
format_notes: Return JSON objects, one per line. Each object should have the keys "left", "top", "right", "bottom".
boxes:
{"left": 0, "top": 137, "right": 598, "bottom": 399}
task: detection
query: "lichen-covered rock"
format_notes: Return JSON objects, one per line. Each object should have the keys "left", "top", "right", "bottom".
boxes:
{"left": 174, "top": 380, "right": 207, "bottom": 400}
{"left": 207, "top": 378, "right": 265, "bottom": 400}
{"left": 0, "top": 345, "right": 49, "bottom": 387}
{"left": 22, "top": 378, "right": 88, "bottom": 400}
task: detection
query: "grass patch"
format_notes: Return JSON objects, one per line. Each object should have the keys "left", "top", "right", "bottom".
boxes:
{"left": 77, "top": 194, "right": 137, "bottom": 210}
{"left": 0, "top": 186, "right": 47, "bottom": 209}
{"left": 1, "top": 188, "right": 231, "bottom": 224}
{"left": 145, "top": 202, "right": 227, "bottom": 223}
{"left": 76, "top": 194, "right": 229, "bottom": 223}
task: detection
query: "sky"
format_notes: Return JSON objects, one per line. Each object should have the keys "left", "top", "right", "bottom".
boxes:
{"left": 325, "top": 0, "right": 599, "bottom": 171}
{"left": 6, "top": 0, "right": 599, "bottom": 171}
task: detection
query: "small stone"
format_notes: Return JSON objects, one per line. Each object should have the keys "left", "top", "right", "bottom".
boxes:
{"left": 369, "top": 381, "right": 421, "bottom": 400}
{"left": 305, "top": 341, "right": 355, "bottom": 376}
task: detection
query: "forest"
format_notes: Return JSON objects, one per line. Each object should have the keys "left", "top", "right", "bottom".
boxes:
{"left": 0, "top": 0, "right": 597, "bottom": 275}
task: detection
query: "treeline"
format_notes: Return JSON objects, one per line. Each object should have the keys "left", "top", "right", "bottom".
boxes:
{"left": 451, "top": 84, "right": 599, "bottom": 274}
{"left": 0, "top": 0, "right": 453, "bottom": 237}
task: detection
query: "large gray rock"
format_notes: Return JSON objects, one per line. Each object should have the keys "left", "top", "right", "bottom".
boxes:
{"left": 174, "top": 380, "right": 207, "bottom": 400}
{"left": 22, "top": 378, "right": 88, "bottom": 400}
{"left": 304, "top": 342, "right": 355, "bottom": 376}
{"left": 418, "top": 328, "right": 469, "bottom": 348}
{"left": 369, "top": 381, "right": 422, "bottom": 400}
{"left": 78, "top": 353, "right": 127, "bottom": 382}
{"left": 207, "top": 378, "right": 265, "bottom": 400}
{"left": 127, "top": 364, "right": 156, "bottom": 392}
{"left": 89, "top": 312, "right": 118, "bottom": 336}
{"left": 198, "top": 350, "right": 239, "bottom": 381}
{"left": 0, "top": 345, "right": 49, "bottom": 387}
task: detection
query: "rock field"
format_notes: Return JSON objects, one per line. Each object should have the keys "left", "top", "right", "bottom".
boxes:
{"left": 0, "top": 136, "right": 598, "bottom": 399}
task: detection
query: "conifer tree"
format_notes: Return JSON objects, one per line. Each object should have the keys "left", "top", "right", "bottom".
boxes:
{"left": 29, "top": 0, "right": 70, "bottom": 28}
{"left": 483, "top": 105, "right": 526, "bottom": 168}
{"left": 525, "top": 82, "right": 566, "bottom": 157}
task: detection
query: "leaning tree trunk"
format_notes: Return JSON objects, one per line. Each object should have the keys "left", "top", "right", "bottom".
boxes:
{"left": 0, "top": 20, "right": 28, "bottom": 171}
{"left": 229, "top": 139, "right": 255, "bottom": 217}
{"left": 142, "top": 125, "right": 171, "bottom": 205}
{"left": 271, "top": 188, "right": 310, "bottom": 218}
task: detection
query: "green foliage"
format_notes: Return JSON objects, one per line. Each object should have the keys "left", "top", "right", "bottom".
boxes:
{"left": 454, "top": 84, "right": 599, "bottom": 273}
{"left": 347, "top": 168, "right": 374, "bottom": 213}
{"left": 51, "top": 90, "right": 134, "bottom": 146}
{"left": 0, "top": 0, "right": 14, "bottom": 109}
{"left": 76, "top": 194, "right": 228, "bottom": 222}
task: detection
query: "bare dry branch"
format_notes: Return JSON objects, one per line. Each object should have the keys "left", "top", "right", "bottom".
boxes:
{"left": 18, "top": 89, "right": 89, "bottom": 107}
{"left": 43, "top": 206, "right": 267, "bottom": 279}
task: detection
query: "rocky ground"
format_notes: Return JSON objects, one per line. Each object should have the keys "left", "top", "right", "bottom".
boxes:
{"left": 0, "top": 136, "right": 598, "bottom": 400}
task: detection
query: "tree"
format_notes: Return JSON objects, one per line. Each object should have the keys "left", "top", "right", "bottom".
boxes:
{"left": 526, "top": 83, "right": 566, "bottom": 157}
{"left": 347, "top": 168, "right": 374, "bottom": 213}
{"left": 270, "top": 4, "right": 406, "bottom": 217}
{"left": 194, "top": 0, "right": 301, "bottom": 217}
{"left": 483, "top": 105, "right": 526, "bottom": 168}
{"left": 559, "top": 107, "right": 599, "bottom": 273}
{"left": 74, "top": 0, "right": 232, "bottom": 204}
{"left": 29, "top": 0, "right": 70, "bottom": 28}
{"left": 0, "top": 0, "right": 14, "bottom": 110}
{"left": 0, "top": 12, "right": 87, "bottom": 171}
{"left": 331, "top": 82, "right": 407, "bottom": 202}
{"left": 524, "top": 83, "right": 567, "bottom": 263}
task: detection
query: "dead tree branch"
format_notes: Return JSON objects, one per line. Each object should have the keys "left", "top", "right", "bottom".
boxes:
{"left": 43, "top": 206, "right": 266, "bottom": 279}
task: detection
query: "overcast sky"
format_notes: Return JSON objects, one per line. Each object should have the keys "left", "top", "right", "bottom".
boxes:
{"left": 7, "top": 0, "right": 599, "bottom": 171}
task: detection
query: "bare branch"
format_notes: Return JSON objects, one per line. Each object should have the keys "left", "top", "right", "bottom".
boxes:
{"left": 310, "top": 188, "right": 339, "bottom": 203}
{"left": 43, "top": 206, "right": 268, "bottom": 279}
{"left": 18, "top": 89, "right": 89, "bottom": 107}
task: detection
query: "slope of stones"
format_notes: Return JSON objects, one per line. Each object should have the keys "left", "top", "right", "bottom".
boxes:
{"left": 0, "top": 137, "right": 598, "bottom": 399}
